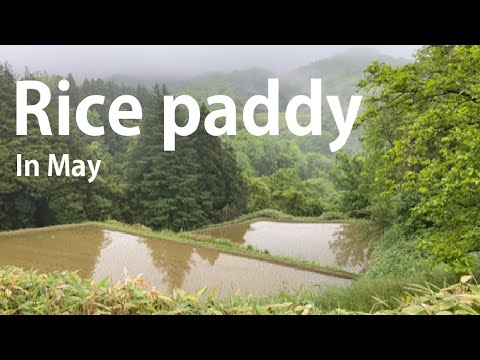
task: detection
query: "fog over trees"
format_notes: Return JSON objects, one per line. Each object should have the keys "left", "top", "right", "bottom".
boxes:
{"left": 0, "top": 45, "right": 419, "bottom": 79}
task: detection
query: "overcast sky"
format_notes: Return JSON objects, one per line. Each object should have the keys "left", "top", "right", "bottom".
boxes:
{"left": 0, "top": 45, "right": 420, "bottom": 78}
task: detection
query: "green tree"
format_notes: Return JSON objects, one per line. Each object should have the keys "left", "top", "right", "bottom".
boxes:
{"left": 0, "top": 66, "right": 113, "bottom": 229}
{"left": 126, "top": 86, "right": 246, "bottom": 231}
{"left": 331, "top": 152, "right": 369, "bottom": 217}
{"left": 246, "top": 176, "right": 271, "bottom": 212}
{"left": 358, "top": 45, "right": 480, "bottom": 272}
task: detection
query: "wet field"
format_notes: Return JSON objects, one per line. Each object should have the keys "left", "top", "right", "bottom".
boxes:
{"left": 0, "top": 224, "right": 351, "bottom": 297}
{"left": 198, "top": 221, "right": 370, "bottom": 273}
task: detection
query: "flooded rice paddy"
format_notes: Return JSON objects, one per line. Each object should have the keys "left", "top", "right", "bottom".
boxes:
{"left": 198, "top": 221, "right": 370, "bottom": 273}
{"left": 0, "top": 224, "right": 351, "bottom": 297}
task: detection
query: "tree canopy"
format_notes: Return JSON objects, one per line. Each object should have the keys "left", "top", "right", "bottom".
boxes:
{"left": 357, "top": 45, "right": 480, "bottom": 272}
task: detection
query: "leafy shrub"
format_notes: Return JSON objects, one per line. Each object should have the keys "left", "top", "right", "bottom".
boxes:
{"left": 318, "top": 211, "right": 346, "bottom": 221}
{"left": 364, "top": 224, "right": 425, "bottom": 278}
{"left": 235, "top": 209, "right": 286, "bottom": 222}
{"left": 368, "top": 275, "right": 479, "bottom": 315}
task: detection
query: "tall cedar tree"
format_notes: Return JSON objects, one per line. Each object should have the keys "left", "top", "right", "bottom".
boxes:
{"left": 126, "top": 85, "right": 247, "bottom": 231}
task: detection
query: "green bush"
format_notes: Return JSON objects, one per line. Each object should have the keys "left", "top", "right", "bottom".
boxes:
{"left": 234, "top": 209, "right": 287, "bottom": 222}
{"left": 311, "top": 266, "right": 456, "bottom": 313}
{"left": 361, "top": 275, "right": 480, "bottom": 315}
{"left": 318, "top": 211, "right": 347, "bottom": 221}
{"left": 364, "top": 224, "right": 425, "bottom": 279}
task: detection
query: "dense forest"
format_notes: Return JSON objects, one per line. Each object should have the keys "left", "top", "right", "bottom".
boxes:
{"left": 0, "top": 69, "right": 247, "bottom": 231}
{"left": 354, "top": 46, "right": 480, "bottom": 274}
{"left": 1, "top": 48, "right": 389, "bottom": 230}
{"left": 0, "top": 46, "right": 479, "bottom": 277}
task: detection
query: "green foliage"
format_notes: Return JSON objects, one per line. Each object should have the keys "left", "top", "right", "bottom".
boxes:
{"left": 318, "top": 211, "right": 347, "bottom": 221}
{"left": 331, "top": 152, "right": 369, "bottom": 217}
{"left": 230, "top": 209, "right": 287, "bottom": 222}
{"left": 1, "top": 266, "right": 474, "bottom": 315}
{"left": 246, "top": 177, "right": 271, "bottom": 212}
{"left": 297, "top": 153, "right": 334, "bottom": 179}
{"left": 231, "top": 123, "right": 307, "bottom": 177}
{"left": 314, "top": 266, "right": 459, "bottom": 313}
{"left": 267, "top": 168, "right": 307, "bottom": 215}
{"left": 126, "top": 87, "right": 247, "bottom": 231}
{"left": 0, "top": 65, "right": 114, "bottom": 230}
{"left": 358, "top": 45, "right": 480, "bottom": 272}
{"left": 370, "top": 275, "right": 480, "bottom": 315}
{"left": 0, "top": 266, "right": 313, "bottom": 315}
{"left": 364, "top": 224, "right": 426, "bottom": 278}
{"left": 192, "top": 105, "right": 248, "bottom": 223}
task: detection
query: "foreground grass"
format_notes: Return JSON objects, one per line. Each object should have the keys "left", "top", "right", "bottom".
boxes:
{"left": 309, "top": 267, "right": 460, "bottom": 312}
{"left": 0, "top": 266, "right": 477, "bottom": 315}
{"left": 370, "top": 275, "right": 479, "bottom": 315}
{"left": 94, "top": 219, "right": 357, "bottom": 279}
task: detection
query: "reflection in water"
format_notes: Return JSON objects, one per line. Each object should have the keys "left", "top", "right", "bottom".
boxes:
{"left": 143, "top": 235, "right": 195, "bottom": 290}
{"left": 195, "top": 246, "right": 220, "bottom": 266}
{"left": 199, "top": 221, "right": 370, "bottom": 273}
{"left": 199, "top": 222, "right": 253, "bottom": 243}
{"left": 330, "top": 223, "right": 370, "bottom": 273}
{"left": 0, "top": 225, "right": 349, "bottom": 297}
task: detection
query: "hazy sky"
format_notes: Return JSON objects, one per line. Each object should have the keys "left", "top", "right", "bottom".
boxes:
{"left": 0, "top": 45, "right": 420, "bottom": 78}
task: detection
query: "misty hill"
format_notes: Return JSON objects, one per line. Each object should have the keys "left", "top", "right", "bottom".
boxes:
{"left": 285, "top": 48, "right": 408, "bottom": 96}
{"left": 175, "top": 48, "right": 409, "bottom": 112}
{"left": 105, "top": 49, "right": 410, "bottom": 159}
{"left": 281, "top": 48, "right": 410, "bottom": 153}
{"left": 108, "top": 73, "right": 187, "bottom": 89}
{"left": 107, "top": 49, "right": 409, "bottom": 113}
{"left": 176, "top": 68, "right": 298, "bottom": 111}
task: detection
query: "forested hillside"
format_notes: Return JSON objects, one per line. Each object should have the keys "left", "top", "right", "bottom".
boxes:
{"left": 1, "top": 45, "right": 479, "bottom": 315}
{"left": 335, "top": 45, "right": 480, "bottom": 273}
{"left": 0, "top": 49, "right": 409, "bottom": 229}
{"left": 0, "top": 68, "right": 246, "bottom": 231}
{"left": 215, "top": 49, "right": 406, "bottom": 216}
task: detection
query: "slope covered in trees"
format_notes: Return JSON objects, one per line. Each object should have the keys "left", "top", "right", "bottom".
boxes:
{"left": 220, "top": 49, "right": 407, "bottom": 216}
{"left": 0, "top": 49, "right": 411, "bottom": 230}
{"left": 0, "top": 66, "right": 247, "bottom": 231}
{"left": 0, "top": 66, "right": 115, "bottom": 228}
{"left": 334, "top": 45, "right": 480, "bottom": 273}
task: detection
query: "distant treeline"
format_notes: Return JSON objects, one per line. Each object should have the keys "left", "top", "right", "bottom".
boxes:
{"left": 0, "top": 67, "right": 246, "bottom": 231}
{"left": 4, "top": 49, "right": 436, "bottom": 236}
{"left": 2, "top": 50, "right": 396, "bottom": 231}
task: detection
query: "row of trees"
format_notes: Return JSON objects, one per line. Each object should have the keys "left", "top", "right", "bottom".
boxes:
{"left": 0, "top": 65, "right": 247, "bottom": 232}
{"left": 126, "top": 85, "right": 246, "bottom": 230}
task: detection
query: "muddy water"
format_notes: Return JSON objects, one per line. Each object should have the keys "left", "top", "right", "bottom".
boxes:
{"left": 0, "top": 225, "right": 349, "bottom": 297}
{"left": 199, "top": 221, "right": 370, "bottom": 273}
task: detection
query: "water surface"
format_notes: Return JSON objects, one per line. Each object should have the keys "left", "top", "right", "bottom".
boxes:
{"left": 198, "top": 221, "right": 370, "bottom": 273}
{"left": 0, "top": 225, "right": 349, "bottom": 297}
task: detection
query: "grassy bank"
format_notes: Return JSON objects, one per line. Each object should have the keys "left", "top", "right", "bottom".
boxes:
{"left": 94, "top": 219, "right": 357, "bottom": 279}
{"left": 196, "top": 209, "right": 350, "bottom": 231}
{"left": 0, "top": 266, "right": 477, "bottom": 315}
